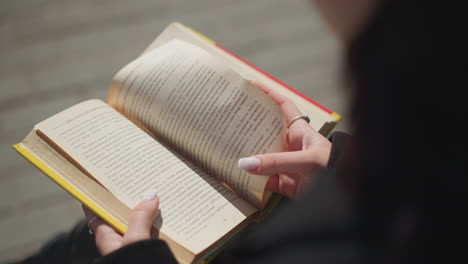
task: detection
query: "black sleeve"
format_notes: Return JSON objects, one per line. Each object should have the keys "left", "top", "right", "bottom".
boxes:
{"left": 327, "top": 131, "right": 351, "bottom": 170}
{"left": 211, "top": 166, "right": 359, "bottom": 264}
{"left": 92, "top": 239, "right": 177, "bottom": 264}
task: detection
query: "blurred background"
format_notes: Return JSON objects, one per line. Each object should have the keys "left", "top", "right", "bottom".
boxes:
{"left": 0, "top": 0, "right": 348, "bottom": 262}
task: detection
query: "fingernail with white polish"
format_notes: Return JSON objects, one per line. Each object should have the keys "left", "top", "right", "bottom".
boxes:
{"left": 144, "top": 191, "right": 157, "bottom": 200}
{"left": 238, "top": 157, "right": 260, "bottom": 170}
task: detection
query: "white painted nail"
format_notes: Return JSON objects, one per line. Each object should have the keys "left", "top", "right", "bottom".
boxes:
{"left": 238, "top": 157, "right": 260, "bottom": 170}
{"left": 144, "top": 191, "right": 157, "bottom": 200}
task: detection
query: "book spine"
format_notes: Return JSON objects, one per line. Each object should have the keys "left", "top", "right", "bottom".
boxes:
{"left": 12, "top": 143, "right": 127, "bottom": 234}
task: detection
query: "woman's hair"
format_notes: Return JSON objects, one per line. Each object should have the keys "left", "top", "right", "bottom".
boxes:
{"left": 345, "top": 0, "right": 463, "bottom": 262}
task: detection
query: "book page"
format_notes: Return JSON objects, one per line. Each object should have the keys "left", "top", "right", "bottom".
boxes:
{"left": 108, "top": 39, "right": 287, "bottom": 208}
{"left": 143, "top": 23, "right": 339, "bottom": 136}
{"left": 34, "top": 99, "right": 257, "bottom": 254}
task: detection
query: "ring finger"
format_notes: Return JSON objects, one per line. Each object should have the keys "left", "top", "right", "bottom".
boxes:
{"left": 83, "top": 205, "right": 103, "bottom": 234}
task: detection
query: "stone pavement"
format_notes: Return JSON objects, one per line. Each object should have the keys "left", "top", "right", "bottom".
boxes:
{"left": 0, "top": 0, "right": 348, "bottom": 262}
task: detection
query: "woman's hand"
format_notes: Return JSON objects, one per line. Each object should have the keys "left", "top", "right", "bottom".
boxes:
{"left": 238, "top": 82, "right": 332, "bottom": 199}
{"left": 83, "top": 192, "right": 159, "bottom": 256}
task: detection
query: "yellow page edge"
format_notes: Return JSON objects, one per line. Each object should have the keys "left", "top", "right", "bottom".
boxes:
{"left": 331, "top": 112, "right": 341, "bottom": 122}
{"left": 13, "top": 143, "right": 127, "bottom": 234}
{"left": 184, "top": 25, "right": 216, "bottom": 45}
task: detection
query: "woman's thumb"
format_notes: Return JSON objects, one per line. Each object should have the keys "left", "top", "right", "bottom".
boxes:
{"left": 125, "top": 192, "right": 159, "bottom": 243}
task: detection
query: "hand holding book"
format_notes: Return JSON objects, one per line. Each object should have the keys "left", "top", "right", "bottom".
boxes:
{"left": 238, "top": 82, "right": 332, "bottom": 198}
{"left": 83, "top": 194, "right": 161, "bottom": 256}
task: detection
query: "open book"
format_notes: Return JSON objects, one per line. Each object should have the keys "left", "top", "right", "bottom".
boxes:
{"left": 14, "top": 22, "right": 340, "bottom": 264}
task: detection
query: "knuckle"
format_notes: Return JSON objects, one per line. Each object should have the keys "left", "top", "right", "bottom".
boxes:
{"left": 268, "top": 156, "right": 280, "bottom": 173}
{"left": 278, "top": 98, "right": 289, "bottom": 108}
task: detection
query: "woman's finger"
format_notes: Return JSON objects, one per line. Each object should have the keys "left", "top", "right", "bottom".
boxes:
{"left": 252, "top": 81, "right": 314, "bottom": 150}
{"left": 252, "top": 81, "right": 303, "bottom": 121}
{"left": 265, "top": 174, "right": 302, "bottom": 199}
{"left": 238, "top": 151, "right": 315, "bottom": 176}
{"left": 124, "top": 192, "right": 160, "bottom": 244}
{"left": 82, "top": 205, "right": 95, "bottom": 221}
{"left": 82, "top": 204, "right": 123, "bottom": 255}
{"left": 94, "top": 220, "right": 123, "bottom": 255}
{"left": 82, "top": 205, "right": 102, "bottom": 233}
